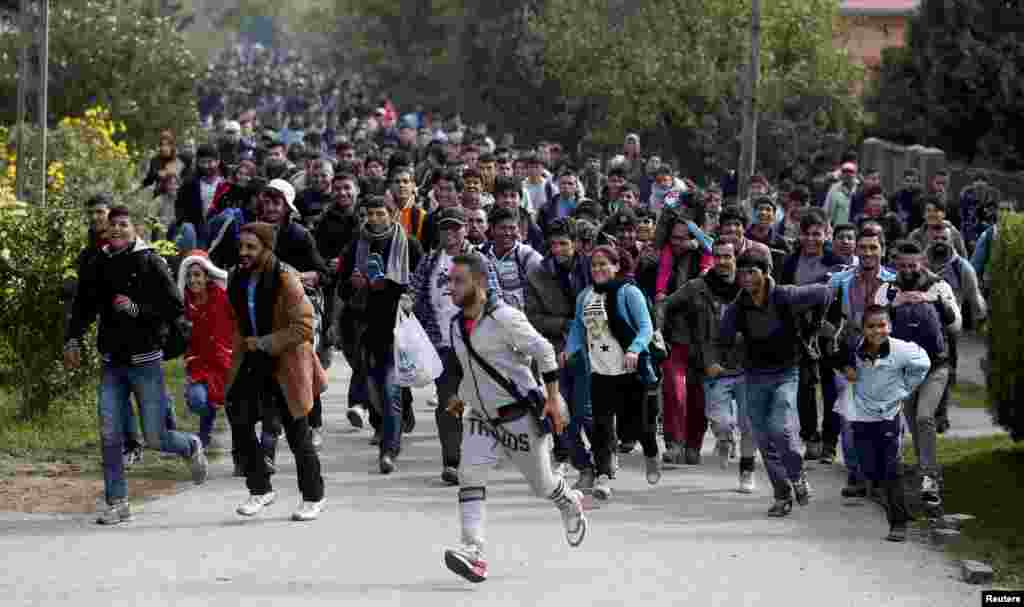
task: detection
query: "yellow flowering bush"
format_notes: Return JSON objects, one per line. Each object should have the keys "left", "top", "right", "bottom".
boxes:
{"left": 0, "top": 106, "right": 142, "bottom": 419}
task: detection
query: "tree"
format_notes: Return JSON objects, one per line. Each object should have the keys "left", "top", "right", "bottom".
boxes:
{"left": 297, "top": 0, "right": 585, "bottom": 147}
{"left": 0, "top": 0, "right": 200, "bottom": 150}
{"left": 531, "top": 0, "right": 864, "bottom": 175}
{"left": 867, "top": 0, "right": 1024, "bottom": 170}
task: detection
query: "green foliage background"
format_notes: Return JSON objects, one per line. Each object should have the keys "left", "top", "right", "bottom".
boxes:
{"left": 986, "top": 213, "right": 1024, "bottom": 440}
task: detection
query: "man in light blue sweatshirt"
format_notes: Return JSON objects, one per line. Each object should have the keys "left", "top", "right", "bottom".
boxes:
{"left": 839, "top": 304, "right": 930, "bottom": 542}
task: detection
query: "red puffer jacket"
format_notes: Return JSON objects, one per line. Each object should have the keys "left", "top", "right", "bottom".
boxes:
{"left": 185, "top": 284, "right": 235, "bottom": 405}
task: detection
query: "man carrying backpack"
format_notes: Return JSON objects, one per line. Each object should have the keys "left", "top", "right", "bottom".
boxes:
{"left": 65, "top": 205, "right": 209, "bottom": 525}
{"left": 874, "top": 241, "right": 961, "bottom": 508}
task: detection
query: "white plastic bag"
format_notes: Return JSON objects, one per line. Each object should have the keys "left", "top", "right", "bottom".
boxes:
{"left": 394, "top": 310, "right": 444, "bottom": 388}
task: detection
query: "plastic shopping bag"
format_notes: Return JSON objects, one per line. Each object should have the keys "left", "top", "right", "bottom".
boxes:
{"left": 834, "top": 378, "right": 854, "bottom": 419}
{"left": 394, "top": 310, "right": 444, "bottom": 388}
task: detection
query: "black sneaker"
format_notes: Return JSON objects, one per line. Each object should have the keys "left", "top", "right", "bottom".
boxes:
{"left": 441, "top": 467, "right": 459, "bottom": 486}
{"left": 767, "top": 498, "right": 794, "bottom": 517}
{"left": 380, "top": 453, "right": 395, "bottom": 474}
{"left": 841, "top": 482, "right": 868, "bottom": 499}
{"left": 819, "top": 445, "right": 836, "bottom": 464}
{"left": 886, "top": 525, "right": 908, "bottom": 542}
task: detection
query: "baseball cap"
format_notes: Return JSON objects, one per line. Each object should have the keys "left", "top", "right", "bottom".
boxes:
{"left": 438, "top": 207, "right": 467, "bottom": 227}
{"left": 223, "top": 120, "right": 241, "bottom": 134}
{"left": 265, "top": 179, "right": 297, "bottom": 214}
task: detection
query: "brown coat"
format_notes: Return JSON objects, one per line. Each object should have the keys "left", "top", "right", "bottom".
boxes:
{"left": 225, "top": 261, "right": 328, "bottom": 419}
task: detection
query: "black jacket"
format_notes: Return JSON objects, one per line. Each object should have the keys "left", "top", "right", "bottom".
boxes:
{"left": 274, "top": 221, "right": 330, "bottom": 286}
{"left": 314, "top": 205, "right": 360, "bottom": 264}
{"left": 67, "top": 240, "right": 183, "bottom": 364}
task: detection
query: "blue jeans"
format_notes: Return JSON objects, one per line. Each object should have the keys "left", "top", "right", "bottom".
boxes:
{"left": 99, "top": 362, "right": 195, "bottom": 503}
{"left": 185, "top": 381, "right": 217, "bottom": 448}
{"left": 704, "top": 374, "right": 756, "bottom": 462}
{"left": 368, "top": 353, "right": 402, "bottom": 455}
{"left": 745, "top": 368, "right": 803, "bottom": 499}
{"left": 556, "top": 358, "right": 594, "bottom": 470}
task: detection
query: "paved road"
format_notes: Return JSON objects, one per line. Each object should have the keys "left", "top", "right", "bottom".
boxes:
{"left": 0, "top": 362, "right": 985, "bottom": 606}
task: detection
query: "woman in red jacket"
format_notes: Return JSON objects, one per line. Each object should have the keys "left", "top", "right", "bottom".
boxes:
{"left": 178, "top": 250, "right": 234, "bottom": 449}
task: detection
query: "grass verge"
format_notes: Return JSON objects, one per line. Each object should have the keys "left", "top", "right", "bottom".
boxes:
{"left": 950, "top": 381, "right": 988, "bottom": 409}
{"left": 0, "top": 359, "right": 224, "bottom": 481}
{"left": 907, "top": 435, "right": 1024, "bottom": 588}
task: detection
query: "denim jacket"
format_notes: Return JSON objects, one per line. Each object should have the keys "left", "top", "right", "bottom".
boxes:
{"left": 841, "top": 337, "right": 931, "bottom": 422}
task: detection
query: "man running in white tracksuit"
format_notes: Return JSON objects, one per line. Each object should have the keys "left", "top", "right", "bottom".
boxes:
{"left": 442, "top": 251, "right": 587, "bottom": 583}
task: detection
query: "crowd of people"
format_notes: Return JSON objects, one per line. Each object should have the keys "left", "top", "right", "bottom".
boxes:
{"left": 65, "top": 83, "right": 1016, "bottom": 583}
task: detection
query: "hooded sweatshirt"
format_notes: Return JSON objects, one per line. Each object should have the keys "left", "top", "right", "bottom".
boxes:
{"left": 67, "top": 239, "right": 183, "bottom": 365}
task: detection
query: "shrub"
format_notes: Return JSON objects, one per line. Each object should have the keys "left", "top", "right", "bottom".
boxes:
{"left": 0, "top": 107, "right": 140, "bottom": 419}
{"left": 986, "top": 211, "right": 1024, "bottom": 440}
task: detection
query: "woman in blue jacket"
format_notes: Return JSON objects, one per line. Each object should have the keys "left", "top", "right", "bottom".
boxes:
{"left": 566, "top": 245, "right": 659, "bottom": 501}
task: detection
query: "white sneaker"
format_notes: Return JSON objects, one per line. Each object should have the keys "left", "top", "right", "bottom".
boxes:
{"left": 738, "top": 470, "right": 756, "bottom": 494}
{"left": 236, "top": 492, "right": 276, "bottom": 516}
{"left": 558, "top": 489, "right": 588, "bottom": 547}
{"left": 292, "top": 498, "right": 326, "bottom": 521}
{"left": 311, "top": 428, "right": 324, "bottom": 450}
{"left": 593, "top": 474, "right": 613, "bottom": 501}
{"left": 552, "top": 460, "right": 569, "bottom": 478}
{"left": 189, "top": 436, "right": 209, "bottom": 485}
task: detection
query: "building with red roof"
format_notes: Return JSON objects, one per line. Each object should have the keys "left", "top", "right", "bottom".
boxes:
{"left": 837, "top": 0, "right": 920, "bottom": 79}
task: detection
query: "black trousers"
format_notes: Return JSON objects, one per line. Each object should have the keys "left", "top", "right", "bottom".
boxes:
{"left": 231, "top": 384, "right": 324, "bottom": 501}
{"left": 797, "top": 358, "right": 841, "bottom": 448}
{"left": 434, "top": 348, "right": 464, "bottom": 469}
{"left": 309, "top": 394, "right": 323, "bottom": 429}
{"left": 591, "top": 373, "right": 658, "bottom": 477}
{"left": 852, "top": 418, "right": 910, "bottom": 528}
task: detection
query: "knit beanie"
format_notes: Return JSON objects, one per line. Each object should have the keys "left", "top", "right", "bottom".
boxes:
{"left": 240, "top": 222, "right": 277, "bottom": 250}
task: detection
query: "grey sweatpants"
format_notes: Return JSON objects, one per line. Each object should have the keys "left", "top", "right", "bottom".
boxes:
{"left": 903, "top": 364, "right": 950, "bottom": 478}
{"left": 458, "top": 411, "right": 562, "bottom": 552}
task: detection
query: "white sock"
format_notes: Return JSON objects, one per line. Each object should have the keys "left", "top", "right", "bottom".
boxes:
{"left": 459, "top": 486, "right": 486, "bottom": 554}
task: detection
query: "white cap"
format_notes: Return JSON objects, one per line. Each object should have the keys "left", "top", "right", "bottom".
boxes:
{"left": 223, "top": 120, "right": 241, "bottom": 134}
{"left": 265, "top": 179, "right": 297, "bottom": 215}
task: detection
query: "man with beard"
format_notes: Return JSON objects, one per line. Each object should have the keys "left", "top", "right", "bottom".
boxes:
{"left": 65, "top": 206, "right": 208, "bottom": 525}
{"left": 479, "top": 207, "right": 543, "bottom": 311}
{"left": 466, "top": 207, "right": 489, "bottom": 247}
{"left": 294, "top": 158, "right": 335, "bottom": 232}
{"left": 662, "top": 241, "right": 756, "bottom": 491}
{"left": 411, "top": 207, "right": 501, "bottom": 485}
{"left": 227, "top": 223, "right": 326, "bottom": 521}
{"left": 874, "top": 241, "right": 960, "bottom": 508}
{"left": 719, "top": 250, "right": 834, "bottom": 517}
{"left": 908, "top": 196, "right": 968, "bottom": 258}
{"left": 443, "top": 252, "right": 586, "bottom": 583}
{"left": 926, "top": 224, "right": 986, "bottom": 433}
{"left": 258, "top": 179, "right": 331, "bottom": 447}
{"left": 526, "top": 219, "right": 594, "bottom": 485}
{"left": 339, "top": 196, "right": 423, "bottom": 473}
{"left": 828, "top": 229, "right": 895, "bottom": 498}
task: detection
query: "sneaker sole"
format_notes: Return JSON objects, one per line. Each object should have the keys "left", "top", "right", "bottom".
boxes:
{"left": 566, "top": 513, "right": 588, "bottom": 548}
{"left": 444, "top": 550, "right": 487, "bottom": 583}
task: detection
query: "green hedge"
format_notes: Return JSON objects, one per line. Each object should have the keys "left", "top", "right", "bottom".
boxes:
{"left": 987, "top": 212, "right": 1024, "bottom": 440}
